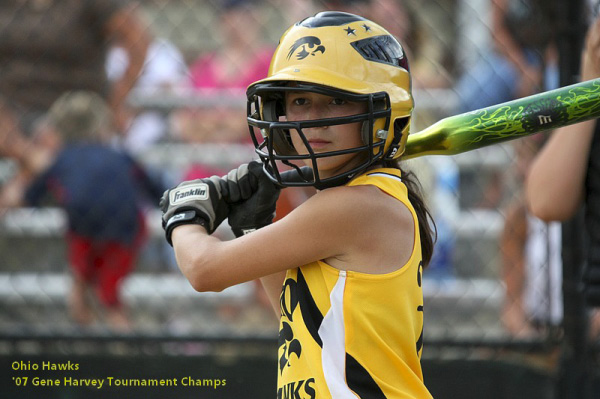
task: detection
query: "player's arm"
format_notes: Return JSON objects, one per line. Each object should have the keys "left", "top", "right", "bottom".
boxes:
{"left": 160, "top": 162, "right": 307, "bottom": 296}
{"left": 169, "top": 186, "right": 355, "bottom": 292}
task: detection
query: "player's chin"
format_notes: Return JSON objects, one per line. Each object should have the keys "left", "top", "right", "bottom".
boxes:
{"left": 312, "top": 153, "right": 367, "bottom": 178}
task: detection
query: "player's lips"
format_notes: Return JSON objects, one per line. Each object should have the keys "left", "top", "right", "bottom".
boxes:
{"left": 307, "top": 138, "right": 331, "bottom": 149}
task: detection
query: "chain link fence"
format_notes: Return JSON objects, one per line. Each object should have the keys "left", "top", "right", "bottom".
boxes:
{"left": 1, "top": 0, "right": 599, "bottom": 397}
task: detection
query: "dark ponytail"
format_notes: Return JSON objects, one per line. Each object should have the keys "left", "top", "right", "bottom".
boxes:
{"left": 383, "top": 160, "right": 437, "bottom": 267}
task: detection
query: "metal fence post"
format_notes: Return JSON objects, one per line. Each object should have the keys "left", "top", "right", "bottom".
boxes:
{"left": 558, "top": 211, "right": 590, "bottom": 399}
{"left": 555, "top": 0, "right": 592, "bottom": 398}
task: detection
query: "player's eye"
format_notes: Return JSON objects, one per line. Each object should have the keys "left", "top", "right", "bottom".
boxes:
{"left": 292, "top": 97, "right": 308, "bottom": 106}
{"left": 291, "top": 98, "right": 308, "bottom": 106}
{"left": 330, "top": 98, "right": 347, "bottom": 106}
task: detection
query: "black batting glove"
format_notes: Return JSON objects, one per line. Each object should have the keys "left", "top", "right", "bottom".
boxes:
{"left": 227, "top": 161, "right": 281, "bottom": 237}
{"left": 219, "top": 162, "right": 259, "bottom": 203}
{"left": 160, "top": 176, "right": 229, "bottom": 246}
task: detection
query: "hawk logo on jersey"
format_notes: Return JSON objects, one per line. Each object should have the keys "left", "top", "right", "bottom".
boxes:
{"left": 279, "top": 279, "right": 303, "bottom": 373}
{"left": 278, "top": 276, "right": 316, "bottom": 399}
{"left": 279, "top": 321, "right": 302, "bottom": 373}
{"left": 170, "top": 183, "right": 209, "bottom": 205}
{"left": 287, "top": 36, "right": 326, "bottom": 60}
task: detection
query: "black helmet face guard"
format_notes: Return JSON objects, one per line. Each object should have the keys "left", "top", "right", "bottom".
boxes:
{"left": 247, "top": 83, "right": 391, "bottom": 189}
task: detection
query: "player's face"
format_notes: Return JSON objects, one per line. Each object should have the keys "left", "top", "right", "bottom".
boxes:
{"left": 285, "top": 90, "right": 367, "bottom": 178}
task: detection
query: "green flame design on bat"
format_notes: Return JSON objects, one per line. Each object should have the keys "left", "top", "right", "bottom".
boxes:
{"left": 403, "top": 78, "right": 600, "bottom": 159}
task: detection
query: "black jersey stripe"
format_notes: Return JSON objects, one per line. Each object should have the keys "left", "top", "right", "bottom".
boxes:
{"left": 346, "top": 353, "right": 387, "bottom": 398}
{"left": 296, "top": 269, "right": 324, "bottom": 347}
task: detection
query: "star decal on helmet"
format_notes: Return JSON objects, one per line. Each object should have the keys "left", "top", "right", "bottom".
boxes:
{"left": 287, "top": 36, "right": 326, "bottom": 60}
{"left": 344, "top": 26, "right": 356, "bottom": 36}
{"left": 362, "top": 24, "right": 372, "bottom": 32}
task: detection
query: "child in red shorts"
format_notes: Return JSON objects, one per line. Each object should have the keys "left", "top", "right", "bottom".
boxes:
{"left": 4, "top": 91, "right": 164, "bottom": 330}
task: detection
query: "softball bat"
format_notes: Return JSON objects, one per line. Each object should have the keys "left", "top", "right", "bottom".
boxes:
{"left": 403, "top": 78, "right": 600, "bottom": 159}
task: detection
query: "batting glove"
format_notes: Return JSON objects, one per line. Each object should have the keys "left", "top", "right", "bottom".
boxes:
{"left": 160, "top": 176, "right": 228, "bottom": 246}
{"left": 219, "top": 162, "right": 259, "bottom": 203}
{"left": 227, "top": 161, "right": 281, "bottom": 237}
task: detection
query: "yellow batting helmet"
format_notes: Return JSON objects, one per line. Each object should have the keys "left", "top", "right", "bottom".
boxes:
{"left": 247, "top": 11, "right": 413, "bottom": 188}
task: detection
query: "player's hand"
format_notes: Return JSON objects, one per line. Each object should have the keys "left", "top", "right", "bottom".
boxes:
{"left": 160, "top": 176, "right": 229, "bottom": 245}
{"left": 227, "top": 161, "right": 281, "bottom": 237}
{"left": 219, "top": 162, "right": 259, "bottom": 203}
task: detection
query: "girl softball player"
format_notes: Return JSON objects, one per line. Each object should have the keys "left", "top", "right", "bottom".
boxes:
{"left": 161, "top": 11, "right": 435, "bottom": 398}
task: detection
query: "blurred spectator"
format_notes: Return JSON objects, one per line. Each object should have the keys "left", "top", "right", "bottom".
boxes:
{"left": 0, "top": 91, "right": 165, "bottom": 331}
{"left": 451, "top": 0, "right": 559, "bottom": 266}
{"left": 501, "top": 137, "right": 562, "bottom": 338}
{"left": 107, "top": 38, "right": 189, "bottom": 153}
{"left": 526, "top": 15, "right": 600, "bottom": 338}
{"left": 173, "top": 0, "right": 273, "bottom": 147}
{"left": 0, "top": 0, "right": 149, "bottom": 136}
{"left": 454, "top": 0, "right": 558, "bottom": 113}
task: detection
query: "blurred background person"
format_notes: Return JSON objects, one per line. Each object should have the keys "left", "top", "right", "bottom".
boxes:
{"left": 454, "top": 0, "right": 558, "bottom": 113}
{"left": 501, "top": 137, "right": 562, "bottom": 338}
{"left": 106, "top": 37, "right": 189, "bottom": 154}
{"left": 449, "top": 0, "right": 560, "bottom": 277}
{"left": 0, "top": 91, "right": 165, "bottom": 331}
{"left": 526, "top": 14, "right": 600, "bottom": 339}
{"left": 173, "top": 0, "right": 273, "bottom": 149}
{"left": 0, "top": 0, "right": 150, "bottom": 138}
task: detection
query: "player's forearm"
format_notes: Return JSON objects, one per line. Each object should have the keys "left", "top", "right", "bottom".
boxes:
{"left": 172, "top": 224, "right": 275, "bottom": 293}
{"left": 172, "top": 225, "right": 228, "bottom": 293}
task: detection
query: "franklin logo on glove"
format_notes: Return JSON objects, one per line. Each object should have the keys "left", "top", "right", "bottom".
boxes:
{"left": 170, "top": 184, "right": 208, "bottom": 205}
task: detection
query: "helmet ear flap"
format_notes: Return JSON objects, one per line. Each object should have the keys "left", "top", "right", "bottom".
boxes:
{"left": 384, "top": 116, "right": 410, "bottom": 160}
{"left": 262, "top": 100, "right": 297, "bottom": 156}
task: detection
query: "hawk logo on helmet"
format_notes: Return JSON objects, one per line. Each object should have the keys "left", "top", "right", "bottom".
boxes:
{"left": 287, "top": 36, "right": 326, "bottom": 60}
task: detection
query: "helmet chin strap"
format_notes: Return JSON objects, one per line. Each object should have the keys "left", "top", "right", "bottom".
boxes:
{"left": 277, "top": 155, "right": 381, "bottom": 190}
{"left": 313, "top": 173, "right": 356, "bottom": 190}
{"left": 274, "top": 163, "right": 355, "bottom": 190}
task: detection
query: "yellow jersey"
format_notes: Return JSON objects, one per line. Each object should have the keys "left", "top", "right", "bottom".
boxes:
{"left": 277, "top": 168, "right": 432, "bottom": 399}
